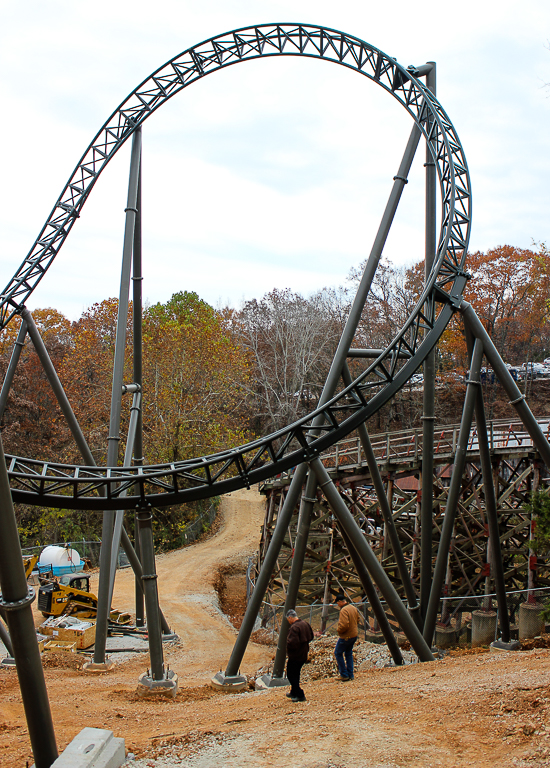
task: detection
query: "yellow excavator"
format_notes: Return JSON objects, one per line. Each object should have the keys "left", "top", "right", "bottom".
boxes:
{"left": 37, "top": 573, "right": 131, "bottom": 624}
{"left": 23, "top": 554, "right": 39, "bottom": 579}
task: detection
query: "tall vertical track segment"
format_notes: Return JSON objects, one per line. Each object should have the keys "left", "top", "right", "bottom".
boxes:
{"left": 1, "top": 24, "right": 471, "bottom": 509}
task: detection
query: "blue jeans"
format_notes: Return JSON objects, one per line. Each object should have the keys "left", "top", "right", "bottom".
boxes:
{"left": 335, "top": 636, "right": 357, "bottom": 679}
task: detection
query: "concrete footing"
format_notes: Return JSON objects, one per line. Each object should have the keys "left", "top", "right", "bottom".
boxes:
{"left": 49, "top": 727, "right": 125, "bottom": 768}
{"left": 434, "top": 626, "right": 457, "bottom": 648}
{"left": 210, "top": 671, "right": 248, "bottom": 692}
{"left": 519, "top": 603, "right": 545, "bottom": 640}
{"left": 136, "top": 668, "right": 178, "bottom": 698}
{"left": 490, "top": 639, "right": 521, "bottom": 652}
{"left": 471, "top": 610, "right": 497, "bottom": 647}
{"left": 161, "top": 632, "right": 179, "bottom": 643}
{"left": 0, "top": 655, "right": 16, "bottom": 668}
{"left": 255, "top": 673, "right": 289, "bottom": 691}
{"left": 83, "top": 659, "right": 116, "bottom": 674}
{"left": 364, "top": 630, "right": 386, "bottom": 644}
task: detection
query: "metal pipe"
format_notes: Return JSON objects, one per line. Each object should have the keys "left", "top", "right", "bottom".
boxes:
{"left": 119, "top": 527, "right": 170, "bottom": 634}
{"left": 95, "top": 127, "right": 142, "bottom": 664}
{"left": 224, "top": 462, "right": 307, "bottom": 677}
{"left": 0, "top": 433, "right": 58, "bottom": 767}
{"left": 223, "top": 123, "right": 422, "bottom": 676}
{"left": 348, "top": 349, "right": 411, "bottom": 359}
{"left": 309, "top": 457, "right": 434, "bottom": 661}
{"left": 473, "top": 391, "right": 510, "bottom": 640}
{"left": 133, "top": 156, "right": 145, "bottom": 628}
{"left": 337, "top": 523, "right": 404, "bottom": 665}
{"left": 423, "top": 340, "right": 483, "bottom": 645}
{"left": 20, "top": 310, "right": 170, "bottom": 636}
{"left": 420, "top": 61, "right": 437, "bottom": 625}
{"left": 0, "top": 617, "right": 14, "bottom": 657}
{"left": 342, "top": 363, "right": 419, "bottom": 615}
{"left": 0, "top": 320, "right": 27, "bottom": 421}
{"left": 108, "top": 391, "right": 142, "bottom": 604}
{"left": 462, "top": 302, "right": 550, "bottom": 468}
{"left": 136, "top": 504, "right": 164, "bottom": 679}
{"left": 22, "top": 308, "right": 96, "bottom": 465}
{"left": 271, "top": 471, "right": 317, "bottom": 678}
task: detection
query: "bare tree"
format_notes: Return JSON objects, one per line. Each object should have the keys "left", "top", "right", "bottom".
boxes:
{"left": 240, "top": 288, "right": 343, "bottom": 433}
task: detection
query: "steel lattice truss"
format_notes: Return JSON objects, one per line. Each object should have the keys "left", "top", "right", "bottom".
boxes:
{"left": 1, "top": 24, "right": 471, "bottom": 510}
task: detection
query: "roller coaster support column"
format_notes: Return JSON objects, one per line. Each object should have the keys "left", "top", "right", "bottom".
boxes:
{"left": 342, "top": 363, "right": 419, "bottom": 619}
{"left": 211, "top": 463, "right": 308, "bottom": 691}
{"left": 421, "top": 61, "right": 437, "bottom": 625}
{"left": 95, "top": 126, "right": 141, "bottom": 667}
{"left": 466, "top": 346, "right": 513, "bottom": 646}
{"left": 0, "top": 617, "right": 14, "bottom": 658}
{"left": 310, "top": 457, "right": 434, "bottom": 662}
{"left": 18, "top": 308, "right": 171, "bottom": 641}
{"left": 423, "top": 339, "right": 483, "bottom": 646}
{"left": 135, "top": 503, "right": 178, "bottom": 697}
{"left": 214, "top": 121, "right": 423, "bottom": 690}
{"left": 0, "top": 433, "right": 58, "bottom": 767}
{"left": 0, "top": 319, "right": 27, "bottom": 420}
{"left": 462, "top": 302, "right": 550, "bottom": 468}
{"left": 133, "top": 160, "right": 145, "bottom": 628}
{"left": 337, "top": 523, "right": 404, "bottom": 665}
{"left": 258, "top": 471, "right": 317, "bottom": 688}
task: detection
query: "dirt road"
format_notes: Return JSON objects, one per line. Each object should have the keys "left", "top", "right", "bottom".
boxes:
{"left": 2, "top": 487, "right": 550, "bottom": 767}
{"left": 110, "top": 487, "right": 270, "bottom": 682}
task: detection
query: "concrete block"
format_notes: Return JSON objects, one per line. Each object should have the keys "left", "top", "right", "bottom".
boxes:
{"left": 490, "top": 639, "right": 521, "bottom": 652}
{"left": 519, "top": 603, "right": 545, "bottom": 640}
{"left": 210, "top": 671, "right": 248, "bottom": 692}
{"left": 83, "top": 659, "right": 116, "bottom": 673}
{"left": 255, "top": 673, "right": 289, "bottom": 690}
{"left": 471, "top": 610, "right": 497, "bottom": 647}
{"left": 136, "top": 668, "right": 178, "bottom": 698}
{"left": 50, "top": 727, "right": 125, "bottom": 768}
{"left": 434, "top": 626, "right": 457, "bottom": 649}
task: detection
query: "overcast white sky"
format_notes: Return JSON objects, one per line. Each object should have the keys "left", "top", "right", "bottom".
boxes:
{"left": 0, "top": 0, "right": 549, "bottom": 319}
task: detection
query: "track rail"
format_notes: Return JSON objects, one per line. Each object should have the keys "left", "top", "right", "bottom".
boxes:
{"left": 1, "top": 24, "right": 471, "bottom": 509}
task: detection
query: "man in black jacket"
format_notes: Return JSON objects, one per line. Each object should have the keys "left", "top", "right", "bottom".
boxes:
{"left": 285, "top": 609, "right": 314, "bottom": 702}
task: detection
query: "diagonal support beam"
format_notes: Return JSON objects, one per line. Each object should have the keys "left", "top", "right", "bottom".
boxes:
{"left": 423, "top": 338, "right": 483, "bottom": 645}
{"left": 0, "top": 319, "right": 28, "bottom": 421}
{"left": 342, "top": 362, "right": 419, "bottom": 617}
{"left": 310, "top": 457, "right": 434, "bottom": 661}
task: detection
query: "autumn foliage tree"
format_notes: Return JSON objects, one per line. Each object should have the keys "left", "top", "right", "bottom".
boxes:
{"left": 440, "top": 244, "right": 550, "bottom": 368}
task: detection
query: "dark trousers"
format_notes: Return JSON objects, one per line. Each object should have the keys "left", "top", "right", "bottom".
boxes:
{"left": 286, "top": 658, "right": 306, "bottom": 700}
{"left": 335, "top": 636, "right": 357, "bottom": 679}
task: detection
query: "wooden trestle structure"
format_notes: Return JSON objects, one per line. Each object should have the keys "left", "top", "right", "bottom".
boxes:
{"left": 257, "top": 417, "right": 550, "bottom": 621}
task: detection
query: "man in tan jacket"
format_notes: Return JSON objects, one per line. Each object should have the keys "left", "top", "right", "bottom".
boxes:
{"left": 334, "top": 592, "right": 359, "bottom": 681}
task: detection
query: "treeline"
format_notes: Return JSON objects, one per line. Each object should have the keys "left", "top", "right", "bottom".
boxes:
{"left": 2, "top": 243, "right": 549, "bottom": 546}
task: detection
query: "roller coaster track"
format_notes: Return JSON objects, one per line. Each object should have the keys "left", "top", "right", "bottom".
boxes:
{"left": 0, "top": 24, "right": 471, "bottom": 509}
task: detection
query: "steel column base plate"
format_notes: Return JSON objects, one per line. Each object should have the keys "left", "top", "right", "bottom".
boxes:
{"left": 210, "top": 671, "right": 248, "bottom": 692}
{"left": 0, "top": 655, "right": 16, "bottom": 668}
{"left": 161, "top": 632, "right": 179, "bottom": 642}
{"left": 255, "top": 673, "right": 289, "bottom": 690}
{"left": 83, "top": 659, "right": 116, "bottom": 673}
{"left": 490, "top": 639, "right": 521, "bottom": 652}
{"left": 136, "top": 668, "right": 178, "bottom": 698}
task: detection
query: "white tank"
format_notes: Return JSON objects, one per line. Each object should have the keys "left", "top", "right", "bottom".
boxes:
{"left": 39, "top": 545, "right": 82, "bottom": 569}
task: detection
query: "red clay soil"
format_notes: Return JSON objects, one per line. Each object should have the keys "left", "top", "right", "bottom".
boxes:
{"left": 2, "top": 488, "right": 550, "bottom": 767}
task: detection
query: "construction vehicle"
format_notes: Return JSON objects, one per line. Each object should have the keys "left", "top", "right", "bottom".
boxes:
{"left": 37, "top": 573, "right": 131, "bottom": 625}
{"left": 23, "top": 554, "right": 39, "bottom": 579}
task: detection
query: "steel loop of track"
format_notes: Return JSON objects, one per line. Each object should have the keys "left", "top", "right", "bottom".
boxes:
{"left": 0, "top": 24, "right": 471, "bottom": 509}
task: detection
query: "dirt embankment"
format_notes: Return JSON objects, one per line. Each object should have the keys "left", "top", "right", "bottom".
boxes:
{"left": 2, "top": 487, "right": 550, "bottom": 767}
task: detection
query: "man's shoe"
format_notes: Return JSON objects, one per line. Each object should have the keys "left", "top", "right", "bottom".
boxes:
{"left": 339, "top": 676, "right": 350, "bottom": 682}
{"left": 286, "top": 692, "right": 293, "bottom": 698}
{"left": 291, "top": 696, "right": 306, "bottom": 702}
